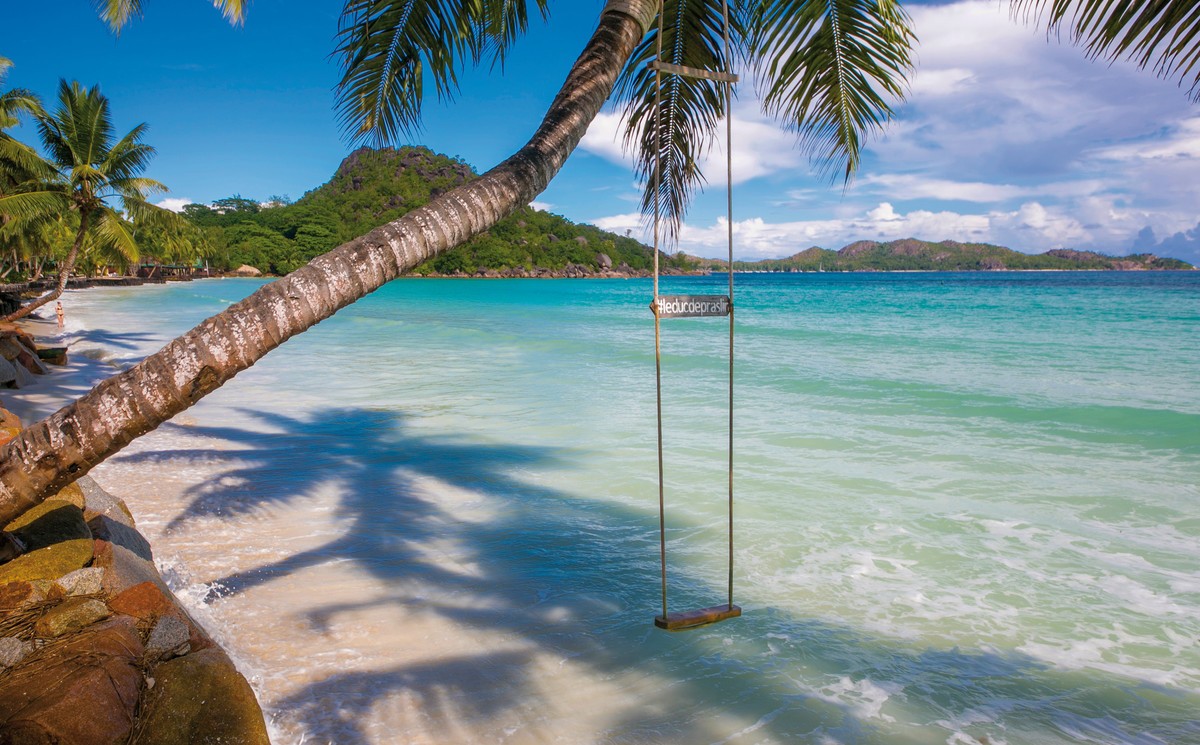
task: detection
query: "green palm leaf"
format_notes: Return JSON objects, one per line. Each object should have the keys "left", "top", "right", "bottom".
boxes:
{"left": 0, "top": 190, "right": 72, "bottom": 222}
{"left": 90, "top": 207, "right": 140, "bottom": 262}
{"left": 0, "top": 89, "right": 43, "bottom": 131}
{"left": 97, "top": 0, "right": 246, "bottom": 30}
{"left": 1, "top": 57, "right": 44, "bottom": 133}
{"left": 613, "top": 0, "right": 746, "bottom": 245}
{"left": 1013, "top": 0, "right": 1200, "bottom": 98}
{"left": 333, "top": 0, "right": 549, "bottom": 145}
{"left": 37, "top": 81, "right": 116, "bottom": 177}
{"left": 108, "top": 177, "right": 169, "bottom": 201}
{"left": 121, "top": 195, "right": 188, "bottom": 231}
{"left": 104, "top": 136, "right": 158, "bottom": 185}
{"left": 478, "top": 0, "right": 550, "bottom": 68}
{"left": 0, "top": 138, "right": 56, "bottom": 186}
{"left": 748, "top": 0, "right": 914, "bottom": 182}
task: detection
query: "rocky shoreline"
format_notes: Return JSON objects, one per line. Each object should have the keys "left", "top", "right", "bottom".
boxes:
{"left": 0, "top": 356, "right": 269, "bottom": 741}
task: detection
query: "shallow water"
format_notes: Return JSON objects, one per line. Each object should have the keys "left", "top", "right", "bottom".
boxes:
{"left": 13, "top": 272, "right": 1200, "bottom": 744}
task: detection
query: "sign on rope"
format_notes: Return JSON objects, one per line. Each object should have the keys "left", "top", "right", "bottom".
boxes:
{"left": 653, "top": 294, "right": 731, "bottom": 319}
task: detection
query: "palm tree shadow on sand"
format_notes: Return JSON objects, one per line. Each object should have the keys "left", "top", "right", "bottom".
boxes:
{"left": 114, "top": 407, "right": 1200, "bottom": 744}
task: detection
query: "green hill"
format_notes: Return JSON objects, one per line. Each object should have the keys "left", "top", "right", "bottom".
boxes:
{"left": 182, "top": 146, "right": 671, "bottom": 277}
{"left": 685, "top": 238, "right": 1195, "bottom": 272}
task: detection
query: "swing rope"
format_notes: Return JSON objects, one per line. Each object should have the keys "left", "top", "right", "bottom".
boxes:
{"left": 651, "top": 0, "right": 739, "bottom": 630}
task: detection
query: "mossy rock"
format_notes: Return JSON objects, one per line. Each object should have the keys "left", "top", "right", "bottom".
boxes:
{"left": 134, "top": 648, "right": 270, "bottom": 745}
{"left": 34, "top": 597, "right": 111, "bottom": 638}
{"left": 53, "top": 482, "right": 86, "bottom": 510}
{"left": 0, "top": 500, "right": 93, "bottom": 584}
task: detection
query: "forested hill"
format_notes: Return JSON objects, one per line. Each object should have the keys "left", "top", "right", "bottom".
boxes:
{"left": 181, "top": 146, "right": 666, "bottom": 276}
{"left": 685, "top": 239, "right": 1195, "bottom": 272}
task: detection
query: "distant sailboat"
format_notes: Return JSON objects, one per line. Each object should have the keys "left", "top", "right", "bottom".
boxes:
{"left": 818, "top": 262, "right": 824, "bottom": 273}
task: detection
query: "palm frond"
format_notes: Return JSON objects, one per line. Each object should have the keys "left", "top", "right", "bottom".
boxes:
{"left": 613, "top": 0, "right": 746, "bottom": 245}
{"left": 95, "top": 0, "right": 144, "bottom": 30}
{"left": 38, "top": 81, "right": 115, "bottom": 174}
{"left": 748, "top": 0, "right": 914, "bottom": 182}
{"left": 0, "top": 191, "right": 73, "bottom": 222}
{"left": 0, "top": 138, "right": 57, "bottom": 186}
{"left": 104, "top": 131, "right": 157, "bottom": 184}
{"left": 106, "top": 176, "right": 169, "bottom": 200}
{"left": 1013, "top": 0, "right": 1200, "bottom": 99}
{"left": 97, "top": 0, "right": 245, "bottom": 30}
{"left": 479, "top": 0, "right": 551, "bottom": 68}
{"left": 333, "top": 0, "right": 548, "bottom": 145}
{"left": 0, "top": 88, "right": 44, "bottom": 130}
{"left": 89, "top": 207, "right": 140, "bottom": 262}
{"left": 213, "top": 0, "right": 248, "bottom": 26}
{"left": 122, "top": 195, "right": 188, "bottom": 231}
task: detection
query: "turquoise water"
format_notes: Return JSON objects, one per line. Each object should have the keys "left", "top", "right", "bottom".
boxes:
{"left": 47, "top": 272, "right": 1200, "bottom": 743}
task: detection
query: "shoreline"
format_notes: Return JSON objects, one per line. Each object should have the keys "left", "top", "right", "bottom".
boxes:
{"left": 0, "top": 312, "right": 272, "bottom": 742}
{"left": 3, "top": 273, "right": 1198, "bottom": 743}
{"left": 2, "top": 262, "right": 1194, "bottom": 318}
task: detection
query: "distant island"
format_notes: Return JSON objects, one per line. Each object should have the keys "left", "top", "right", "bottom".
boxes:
{"left": 683, "top": 239, "right": 1195, "bottom": 273}
{"left": 181, "top": 147, "right": 1195, "bottom": 277}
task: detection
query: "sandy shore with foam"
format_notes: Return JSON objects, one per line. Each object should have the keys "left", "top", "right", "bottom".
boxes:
{"left": 1, "top": 288, "right": 720, "bottom": 745}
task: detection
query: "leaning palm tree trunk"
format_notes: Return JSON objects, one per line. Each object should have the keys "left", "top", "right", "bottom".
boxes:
{"left": 0, "top": 0, "right": 657, "bottom": 526}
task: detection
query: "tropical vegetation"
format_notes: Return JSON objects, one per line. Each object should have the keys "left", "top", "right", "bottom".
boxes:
{"left": 3, "top": 0, "right": 1200, "bottom": 531}
{"left": 183, "top": 146, "right": 663, "bottom": 276}
{"left": 0, "top": 79, "right": 199, "bottom": 321}
{"left": 0, "top": 57, "right": 58, "bottom": 284}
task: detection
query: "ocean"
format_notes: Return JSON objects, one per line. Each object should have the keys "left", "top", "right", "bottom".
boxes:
{"left": 12, "top": 271, "right": 1200, "bottom": 744}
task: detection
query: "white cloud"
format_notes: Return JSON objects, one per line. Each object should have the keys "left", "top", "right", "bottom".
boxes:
{"left": 578, "top": 1, "right": 1200, "bottom": 258}
{"left": 909, "top": 67, "right": 976, "bottom": 97}
{"left": 867, "top": 202, "right": 903, "bottom": 222}
{"left": 155, "top": 198, "right": 192, "bottom": 213}
{"left": 875, "top": 1, "right": 1197, "bottom": 176}
{"left": 591, "top": 212, "right": 648, "bottom": 241}
{"left": 592, "top": 200, "right": 1135, "bottom": 260}
{"left": 1091, "top": 116, "right": 1200, "bottom": 162}
{"left": 529, "top": 200, "right": 553, "bottom": 212}
{"left": 847, "top": 0, "right": 1200, "bottom": 253}
{"left": 581, "top": 103, "right": 806, "bottom": 186}
{"left": 855, "top": 174, "right": 1111, "bottom": 204}
{"left": 860, "top": 175, "right": 1029, "bottom": 203}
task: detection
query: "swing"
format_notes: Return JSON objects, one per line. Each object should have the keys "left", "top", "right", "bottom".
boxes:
{"left": 649, "top": 0, "right": 740, "bottom": 631}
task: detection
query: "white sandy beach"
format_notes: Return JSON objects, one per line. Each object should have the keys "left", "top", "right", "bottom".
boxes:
{"left": 5, "top": 287, "right": 765, "bottom": 745}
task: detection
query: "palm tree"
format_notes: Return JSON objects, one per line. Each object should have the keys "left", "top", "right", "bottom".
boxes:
{"left": 0, "top": 213, "right": 74, "bottom": 283}
{"left": 0, "top": 0, "right": 1195, "bottom": 527}
{"left": 0, "top": 56, "right": 54, "bottom": 272}
{"left": 0, "top": 80, "right": 188, "bottom": 321}
{"left": 0, "top": 57, "right": 43, "bottom": 161}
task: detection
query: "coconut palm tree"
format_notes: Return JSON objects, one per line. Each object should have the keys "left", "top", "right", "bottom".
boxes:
{"left": 0, "top": 0, "right": 1196, "bottom": 529}
{"left": 0, "top": 80, "right": 189, "bottom": 322}
{"left": 0, "top": 56, "right": 55, "bottom": 270}
{"left": 0, "top": 57, "right": 43, "bottom": 157}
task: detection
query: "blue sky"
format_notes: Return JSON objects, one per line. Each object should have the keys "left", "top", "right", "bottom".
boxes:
{"left": 4, "top": 1, "right": 1200, "bottom": 264}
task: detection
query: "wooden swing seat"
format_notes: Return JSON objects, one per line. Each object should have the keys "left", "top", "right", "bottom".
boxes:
{"left": 654, "top": 604, "right": 742, "bottom": 631}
